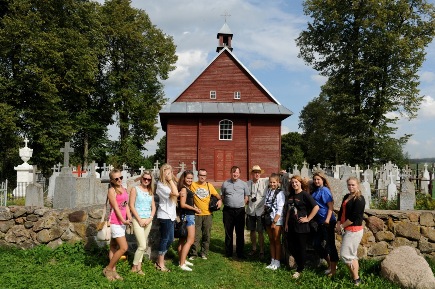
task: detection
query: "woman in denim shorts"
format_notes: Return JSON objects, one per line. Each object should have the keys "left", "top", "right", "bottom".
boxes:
{"left": 177, "top": 171, "right": 201, "bottom": 271}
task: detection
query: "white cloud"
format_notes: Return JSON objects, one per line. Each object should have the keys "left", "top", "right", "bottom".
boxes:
{"left": 164, "top": 50, "right": 208, "bottom": 87}
{"left": 419, "top": 95, "right": 435, "bottom": 119}
{"left": 310, "top": 74, "right": 327, "bottom": 86}
{"left": 420, "top": 71, "right": 435, "bottom": 83}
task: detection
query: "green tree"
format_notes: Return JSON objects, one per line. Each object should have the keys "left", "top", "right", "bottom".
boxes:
{"left": 297, "top": 0, "right": 435, "bottom": 165}
{"left": 281, "top": 132, "right": 305, "bottom": 172}
{"left": 152, "top": 135, "right": 166, "bottom": 166}
{"left": 299, "top": 93, "right": 348, "bottom": 164}
{"left": 101, "top": 0, "right": 177, "bottom": 162}
{"left": 0, "top": 0, "right": 107, "bottom": 175}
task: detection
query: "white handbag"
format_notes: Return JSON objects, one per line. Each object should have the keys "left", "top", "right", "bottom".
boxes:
{"left": 96, "top": 198, "right": 111, "bottom": 241}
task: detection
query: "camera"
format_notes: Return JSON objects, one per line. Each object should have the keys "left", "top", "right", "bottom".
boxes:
{"left": 264, "top": 205, "right": 273, "bottom": 214}
{"left": 251, "top": 196, "right": 257, "bottom": 202}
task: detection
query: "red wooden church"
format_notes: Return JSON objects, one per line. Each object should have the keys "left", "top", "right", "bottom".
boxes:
{"left": 159, "top": 23, "right": 292, "bottom": 182}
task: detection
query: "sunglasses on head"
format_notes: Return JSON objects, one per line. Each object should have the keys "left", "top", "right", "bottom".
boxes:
{"left": 142, "top": 177, "right": 152, "bottom": 181}
{"left": 113, "top": 176, "right": 123, "bottom": 181}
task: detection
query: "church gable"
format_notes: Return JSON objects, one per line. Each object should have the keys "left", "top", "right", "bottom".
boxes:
{"left": 175, "top": 49, "right": 277, "bottom": 104}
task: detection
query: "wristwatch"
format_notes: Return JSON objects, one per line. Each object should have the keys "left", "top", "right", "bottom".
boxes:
{"left": 272, "top": 220, "right": 277, "bottom": 224}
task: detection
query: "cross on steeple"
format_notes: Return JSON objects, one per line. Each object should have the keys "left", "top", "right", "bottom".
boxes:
{"left": 221, "top": 11, "right": 231, "bottom": 22}
{"left": 60, "top": 142, "right": 74, "bottom": 167}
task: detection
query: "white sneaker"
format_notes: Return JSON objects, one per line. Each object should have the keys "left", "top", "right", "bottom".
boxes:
{"left": 188, "top": 256, "right": 196, "bottom": 261}
{"left": 184, "top": 260, "right": 194, "bottom": 266}
{"left": 324, "top": 266, "right": 337, "bottom": 275}
{"left": 274, "top": 261, "right": 280, "bottom": 270}
{"left": 266, "top": 260, "right": 275, "bottom": 269}
{"left": 179, "top": 264, "right": 192, "bottom": 271}
{"left": 201, "top": 255, "right": 208, "bottom": 260}
{"left": 292, "top": 272, "right": 300, "bottom": 279}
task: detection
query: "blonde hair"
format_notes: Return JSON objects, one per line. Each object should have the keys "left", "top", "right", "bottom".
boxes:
{"left": 159, "top": 163, "right": 177, "bottom": 203}
{"left": 347, "top": 176, "right": 362, "bottom": 199}
{"left": 109, "top": 169, "right": 123, "bottom": 194}
{"left": 141, "top": 170, "right": 154, "bottom": 196}
{"left": 159, "top": 163, "right": 172, "bottom": 186}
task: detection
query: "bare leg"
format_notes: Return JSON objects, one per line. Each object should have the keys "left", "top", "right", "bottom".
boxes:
{"left": 345, "top": 259, "right": 359, "bottom": 280}
{"left": 250, "top": 231, "right": 257, "bottom": 251}
{"left": 258, "top": 231, "right": 264, "bottom": 254}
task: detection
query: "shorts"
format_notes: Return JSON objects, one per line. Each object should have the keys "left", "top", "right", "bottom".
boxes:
{"left": 111, "top": 224, "right": 126, "bottom": 239}
{"left": 340, "top": 229, "right": 363, "bottom": 264}
{"left": 246, "top": 215, "right": 263, "bottom": 232}
{"left": 185, "top": 214, "right": 195, "bottom": 227}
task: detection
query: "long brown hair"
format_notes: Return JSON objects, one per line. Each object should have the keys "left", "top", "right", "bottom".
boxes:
{"left": 177, "top": 171, "right": 194, "bottom": 191}
{"left": 288, "top": 175, "right": 308, "bottom": 195}
{"left": 311, "top": 171, "right": 332, "bottom": 192}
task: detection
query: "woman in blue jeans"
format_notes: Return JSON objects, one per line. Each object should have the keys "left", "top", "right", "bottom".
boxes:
{"left": 311, "top": 171, "right": 339, "bottom": 277}
{"left": 177, "top": 171, "right": 201, "bottom": 271}
{"left": 155, "top": 164, "right": 179, "bottom": 272}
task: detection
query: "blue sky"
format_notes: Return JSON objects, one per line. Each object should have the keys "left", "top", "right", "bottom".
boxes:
{"left": 107, "top": 0, "right": 435, "bottom": 159}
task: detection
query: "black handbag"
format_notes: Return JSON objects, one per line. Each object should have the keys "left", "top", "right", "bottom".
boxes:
{"left": 174, "top": 216, "right": 187, "bottom": 238}
{"left": 207, "top": 182, "right": 220, "bottom": 212}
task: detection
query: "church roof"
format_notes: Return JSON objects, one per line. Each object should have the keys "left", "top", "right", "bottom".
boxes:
{"left": 217, "top": 23, "right": 233, "bottom": 36}
{"left": 160, "top": 101, "right": 292, "bottom": 116}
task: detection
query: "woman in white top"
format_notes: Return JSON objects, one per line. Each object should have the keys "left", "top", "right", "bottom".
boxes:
{"left": 129, "top": 170, "right": 156, "bottom": 275}
{"left": 155, "top": 164, "right": 179, "bottom": 272}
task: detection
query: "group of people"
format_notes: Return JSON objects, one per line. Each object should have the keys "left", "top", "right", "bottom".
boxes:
{"left": 102, "top": 164, "right": 365, "bottom": 286}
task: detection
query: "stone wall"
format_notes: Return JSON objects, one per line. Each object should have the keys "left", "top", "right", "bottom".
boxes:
{"left": 1, "top": 205, "right": 435, "bottom": 261}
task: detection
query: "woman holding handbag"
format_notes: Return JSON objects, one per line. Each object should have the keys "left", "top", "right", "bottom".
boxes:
{"left": 103, "top": 169, "right": 132, "bottom": 281}
{"left": 177, "top": 171, "right": 201, "bottom": 271}
{"left": 129, "top": 170, "right": 156, "bottom": 275}
{"left": 284, "top": 175, "right": 319, "bottom": 279}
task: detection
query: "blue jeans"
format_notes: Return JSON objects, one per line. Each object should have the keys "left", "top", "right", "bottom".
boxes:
{"left": 158, "top": 218, "right": 174, "bottom": 255}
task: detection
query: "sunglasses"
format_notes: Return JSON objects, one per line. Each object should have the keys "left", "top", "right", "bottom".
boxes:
{"left": 113, "top": 176, "right": 123, "bottom": 181}
{"left": 198, "top": 174, "right": 207, "bottom": 177}
{"left": 142, "top": 177, "right": 152, "bottom": 182}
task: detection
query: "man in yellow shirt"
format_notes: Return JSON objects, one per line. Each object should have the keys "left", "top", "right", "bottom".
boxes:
{"left": 189, "top": 168, "right": 222, "bottom": 260}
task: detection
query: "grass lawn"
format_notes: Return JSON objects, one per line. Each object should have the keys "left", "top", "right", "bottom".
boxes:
{"left": 0, "top": 210, "right": 432, "bottom": 289}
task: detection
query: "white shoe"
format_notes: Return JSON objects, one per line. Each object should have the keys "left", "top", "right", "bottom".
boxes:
{"left": 274, "top": 261, "right": 280, "bottom": 270}
{"left": 292, "top": 272, "right": 300, "bottom": 279}
{"left": 179, "top": 264, "right": 192, "bottom": 271}
{"left": 184, "top": 260, "right": 194, "bottom": 266}
{"left": 266, "top": 260, "right": 275, "bottom": 269}
{"left": 201, "top": 255, "right": 208, "bottom": 260}
{"left": 188, "top": 256, "right": 196, "bottom": 261}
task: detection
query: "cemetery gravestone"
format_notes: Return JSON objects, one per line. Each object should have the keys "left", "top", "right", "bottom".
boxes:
{"left": 292, "top": 164, "right": 300, "bottom": 176}
{"left": 301, "top": 161, "right": 309, "bottom": 179}
{"left": 53, "top": 142, "right": 77, "bottom": 209}
{"left": 25, "top": 165, "right": 44, "bottom": 207}
{"left": 399, "top": 177, "right": 416, "bottom": 210}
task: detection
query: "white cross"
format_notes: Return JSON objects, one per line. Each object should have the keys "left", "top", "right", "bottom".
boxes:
{"left": 139, "top": 166, "right": 145, "bottom": 175}
{"left": 154, "top": 160, "right": 160, "bottom": 169}
{"left": 24, "top": 138, "right": 29, "bottom": 147}
{"left": 60, "top": 142, "right": 74, "bottom": 167}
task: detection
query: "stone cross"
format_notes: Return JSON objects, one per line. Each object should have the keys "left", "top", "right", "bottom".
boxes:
{"left": 32, "top": 165, "right": 37, "bottom": 184}
{"left": 179, "top": 162, "right": 186, "bottom": 172}
{"left": 154, "top": 160, "right": 160, "bottom": 169}
{"left": 60, "top": 142, "right": 74, "bottom": 167}
{"left": 90, "top": 161, "right": 98, "bottom": 176}
{"left": 192, "top": 160, "right": 197, "bottom": 172}
{"left": 122, "top": 163, "right": 130, "bottom": 171}
{"left": 24, "top": 138, "right": 29, "bottom": 147}
{"left": 139, "top": 166, "right": 145, "bottom": 175}
{"left": 352, "top": 165, "right": 363, "bottom": 181}
{"left": 388, "top": 171, "right": 395, "bottom": 184}
{"left": 51, "top": 164, "right": 58, "bottom": 173}
{"left": 302, "top": 160, "right": 308, "bottom": 168}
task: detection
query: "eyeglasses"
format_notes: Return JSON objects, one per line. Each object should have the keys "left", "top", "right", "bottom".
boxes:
{"left": 198, "top": 174, "right": 207, "bottom": 177}
{"left": 142, "top": 177, "right": 152, "bottom": 182}
{"left": 113, "top": 176, "right": 123, "bottom": 181}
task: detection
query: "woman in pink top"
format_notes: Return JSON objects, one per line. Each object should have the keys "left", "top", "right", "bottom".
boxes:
{"left": 103, "top": 169, "right": 132, "bottom": 281}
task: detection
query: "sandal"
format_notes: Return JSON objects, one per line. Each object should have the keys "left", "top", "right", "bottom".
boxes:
{"left": 103, "top": 267, "right": 116, "bottom": 281}
{"left": 155, "top": 262, "right": 171, "bottom": 272}
{"left": 113, "top": 272, "right": 123, "bottom": 280}
{"left": 131, "top": 267, "right": 145, "bottom": 275}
